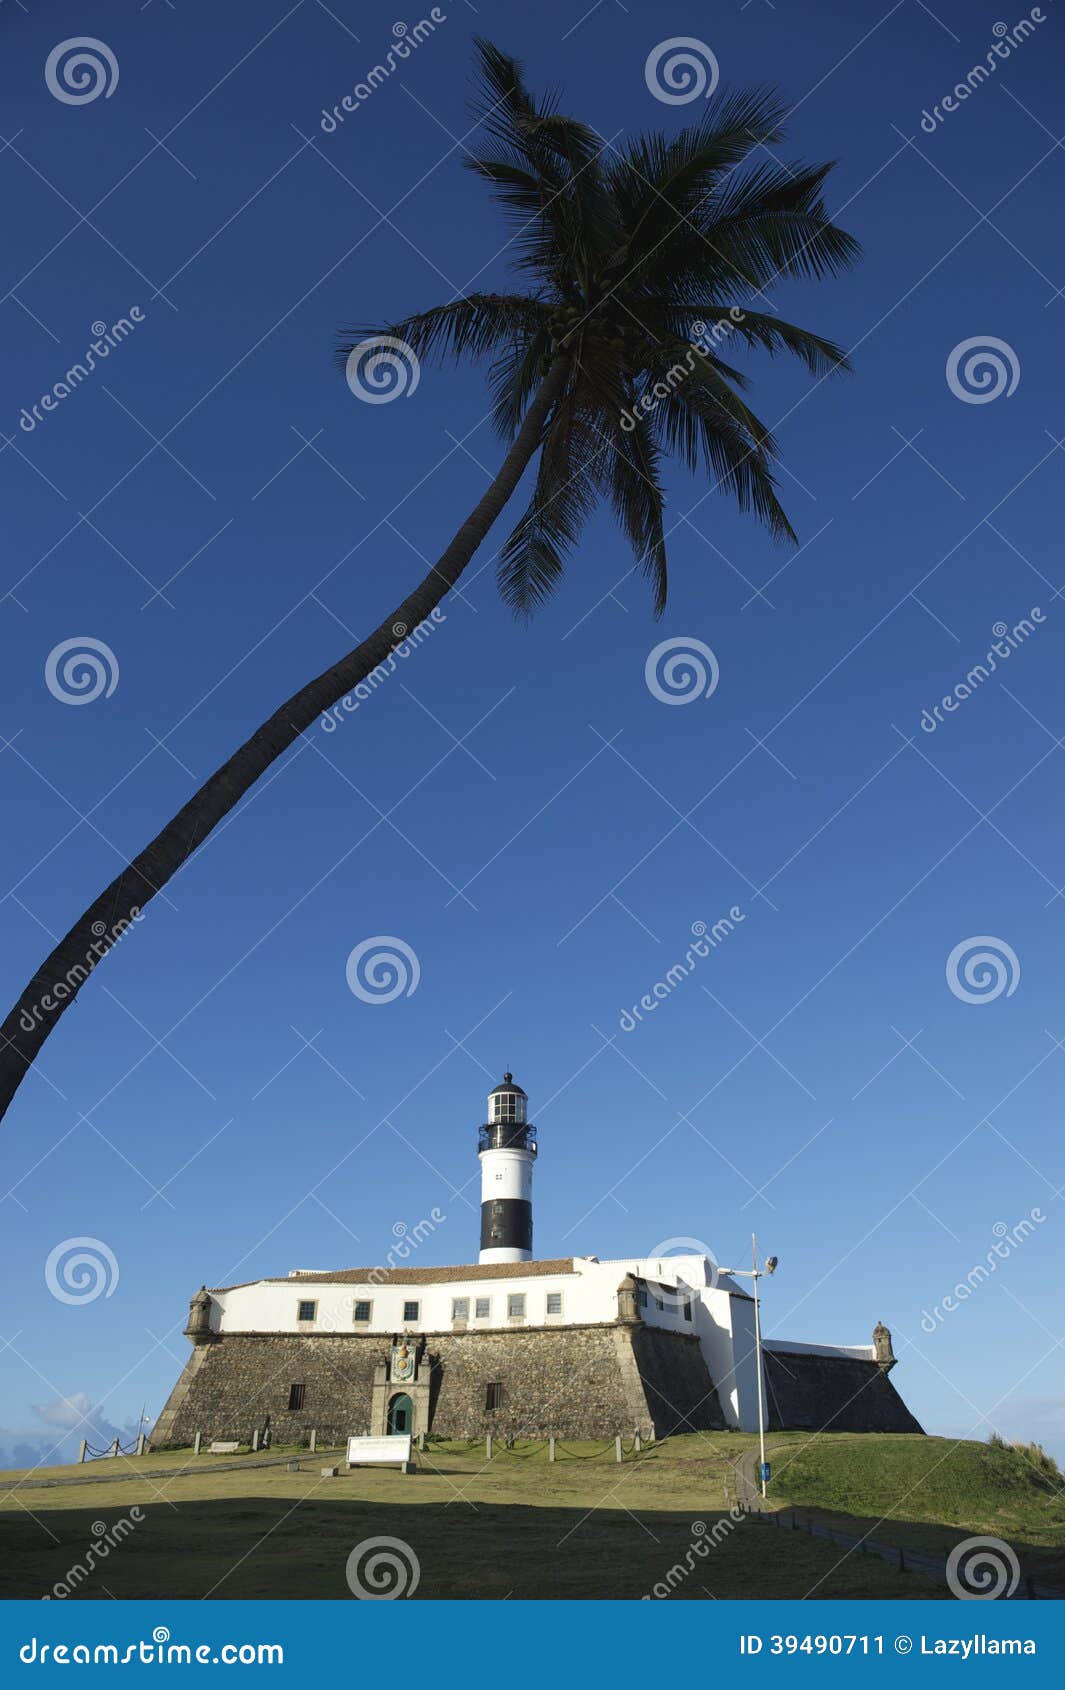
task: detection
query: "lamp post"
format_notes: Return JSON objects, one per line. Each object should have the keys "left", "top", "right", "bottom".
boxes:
{"left": 718, "top": 1235, "right": 778, "bottom": 1499}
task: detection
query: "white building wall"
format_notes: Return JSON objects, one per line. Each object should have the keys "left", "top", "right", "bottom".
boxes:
{"left": 210, "top": 1261, "right": 607, "bottom": 1337}
{"left": 764, "top": 1338, "right": 876, "bottom": 1360}
{"left": 723, "top": 1290, "right": 761, "bottom": 1432}
{"left": 211, "top": 1256, "right": 720, "bottom": 1337}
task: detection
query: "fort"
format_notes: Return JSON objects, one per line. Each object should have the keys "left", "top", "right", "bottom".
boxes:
{"left": 153, "top": 1074, "right": 921, "bottom": 1447}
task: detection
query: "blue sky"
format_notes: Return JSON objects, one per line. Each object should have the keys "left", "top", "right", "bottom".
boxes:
{"left": 1, "top": 0, "right": 1063, "bottom": 1470}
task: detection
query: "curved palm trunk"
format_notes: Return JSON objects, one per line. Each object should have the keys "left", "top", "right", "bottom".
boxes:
{"left": 0, "top": 359, "right": 570, "bottom": 1127}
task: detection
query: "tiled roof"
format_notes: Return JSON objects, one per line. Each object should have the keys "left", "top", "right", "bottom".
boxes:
{"left": 212, "top": 1257, "right": 577, "bottom": 1292}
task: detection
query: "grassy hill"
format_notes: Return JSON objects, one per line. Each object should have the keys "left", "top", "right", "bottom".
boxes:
{"left": 766, "top": 1430, "right": 1065, "bottom": 1587}
{"left": 0, "top": 1431, "right": 1060, "bottom": 1600}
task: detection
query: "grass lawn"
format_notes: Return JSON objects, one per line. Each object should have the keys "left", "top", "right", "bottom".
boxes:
{"left": 0, "top": 1432, "right": 1060, "bottom": 1600}
{"left": 767, "top": 1431, "right": 1065, "bottom": 1589}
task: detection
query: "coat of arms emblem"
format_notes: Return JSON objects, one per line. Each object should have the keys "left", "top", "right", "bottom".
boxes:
{"left": 390, "top": 1339, "right": 415, "bottom": 1383}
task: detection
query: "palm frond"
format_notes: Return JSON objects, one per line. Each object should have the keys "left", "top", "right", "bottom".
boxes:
{"left": 336, "top": 295, "right": 548, "bottom": 373}
{"left": 497, "top": 396, "right": 604, "bottom": 614}
{"left": 668, "top": 304, "right": 850, "bottom": 375}
{"left": 609, "top": 418, "right": 668, "bottom": 615}
{"left": 487, "top": 332, "right": 553, "bottom": 438}
{"left": 670, "top": 161, "right": 861, "bottom": 292}
{"left": 606, "top": 87, "right": 789, "bottom": 275}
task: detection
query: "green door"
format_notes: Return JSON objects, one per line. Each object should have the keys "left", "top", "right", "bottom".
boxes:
{"left": 388, "top": 1393, "right": 412, "bottom": 1435}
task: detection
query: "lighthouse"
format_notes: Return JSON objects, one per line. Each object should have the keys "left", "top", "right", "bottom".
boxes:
{"left": 478, "top": 1073, "right": 537, "bottom": 1263}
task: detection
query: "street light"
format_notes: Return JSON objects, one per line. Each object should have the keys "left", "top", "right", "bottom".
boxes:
{"left": 717, "top": 1234, "right": 778, "bottom": 1499}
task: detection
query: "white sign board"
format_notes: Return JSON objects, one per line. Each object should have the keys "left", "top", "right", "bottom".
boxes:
{"left": 347, "top": 1434, "right": 413, "bottom": 1470}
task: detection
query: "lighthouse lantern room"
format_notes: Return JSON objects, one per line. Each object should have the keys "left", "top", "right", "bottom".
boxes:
{"left": 478, "top": 1073, "right": 537, "bottom": 1263}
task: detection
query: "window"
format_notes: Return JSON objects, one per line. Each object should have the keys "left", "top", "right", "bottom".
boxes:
{"left": 507, "top": 1293, "right": 525, "bottom": 1318}
{"left": 637, "top": 1285, "right": 648, "bottom": 1309}
{"left": 402, "top": 1300, "right": 420, "bottom": 1322}
{"left": 546, "top": 1292, "right": 563, "bottom": 1316}
{"left": 288, "top": 1383, "right": 305, "bottom": 1411}
{"left": 352, "top": 1300, "right": 372, "bottom": 1323}
{"left": 485, "top": 1382, "right": 503, "bottom": 1411}
{"left": 683, "top": 1299, "right": 693, "bottom": 1322}
{"left": 492, "top": 1092, "right": 523, "bottom": 1123}
{"left": 474, "top": 1297, "right": 490, "bottom": 1319}
{"left": 296, "top": 1300, "right": 317, "bottom": 1323}
{"left": 655, "top": 1296, "right": 664, "bottom": 1311}
{"left": 452, "top": 1297, "right": 470, "bottom": 1321}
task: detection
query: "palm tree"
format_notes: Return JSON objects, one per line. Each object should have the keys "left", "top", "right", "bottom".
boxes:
{"left": 0, "top": 41, "right": 859, "bottom": 1127}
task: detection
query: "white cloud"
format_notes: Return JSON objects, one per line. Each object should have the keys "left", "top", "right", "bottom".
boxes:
{"left": 0, "top": 1393, "right": 138, "bottom": 1472}
{"left": 32, "top": 1391, "right": 93, "bottom": 1429}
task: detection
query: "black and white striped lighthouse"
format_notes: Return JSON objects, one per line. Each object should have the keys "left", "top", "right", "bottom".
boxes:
{"left": 478, "top": 1073, "right": 537, "bottom": 1263}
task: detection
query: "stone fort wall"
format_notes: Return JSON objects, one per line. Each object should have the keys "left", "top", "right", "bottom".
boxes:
{"left": 763, "top": 1349, "right": 923, "bottom": 1434}
{"left": 152, "top": 1322, "right": 726, "bottom": 1446}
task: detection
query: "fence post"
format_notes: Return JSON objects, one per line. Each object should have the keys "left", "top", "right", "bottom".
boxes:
{"left": 634, "top": 1430, "right": 641, "bottom": 1453}
{"left": 78, "top": 1439, "right": 87, "bottom": 1464}
{"left": 251, "top": 1428, "right": 260, "bottom": 1452}
{"left": 486, "top": 1433, "right": 492, "bottom": 1461}
{"left": 136, "top": 1432, "right": 145, "bottom": 1457}
{"left": 549, "top": 1436, "right": 555, "bottom": 1463}
{"left": 109, "top": 1438, "right": 119, "bottom": 1458}
{"left": 615, "top": 1435, "right": 622, "bottom": 1464}
{"left": 194, "top": 1431, "right": 202, "bottom": 1455}
{"left": 309, "top": 1429, "right": 317, "bottom": 1453}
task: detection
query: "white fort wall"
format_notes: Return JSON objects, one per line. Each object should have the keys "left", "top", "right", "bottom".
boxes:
{"left": 210, "top": 1254, "right": 723, "bottom": 1337}
{"left": 205, "top": 1252, "right": 876, "bottom": 1431}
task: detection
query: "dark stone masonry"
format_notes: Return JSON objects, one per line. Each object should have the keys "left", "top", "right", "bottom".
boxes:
{"left": 153, "top": 1322, "right": 727, "bottom": 1446}
{"left": 763, "top": 1348, "right": 923, "bottom": 1434}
